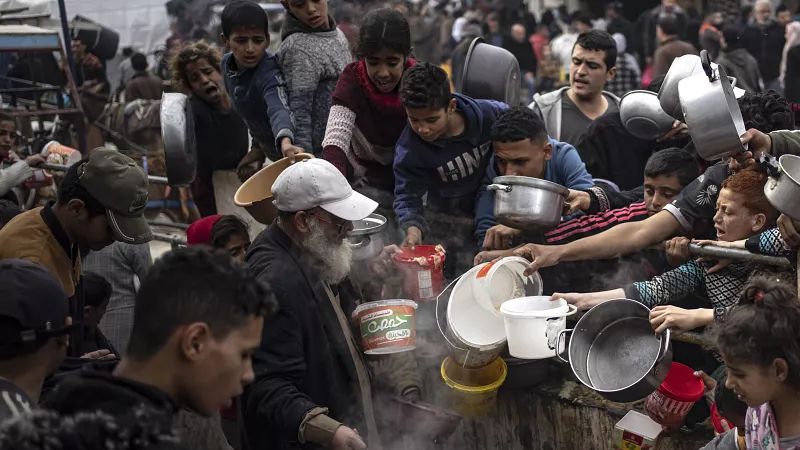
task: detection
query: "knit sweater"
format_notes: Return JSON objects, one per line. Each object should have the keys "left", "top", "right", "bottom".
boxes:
{"left": 322, "top": 59, "right": 414, "bottom": 191}
{"left": 279, "top": 14, "right": 352, "bottom": 155}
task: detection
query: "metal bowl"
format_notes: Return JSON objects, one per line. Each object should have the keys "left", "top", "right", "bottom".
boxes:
{"left": 348, "top": 213, "right": 387, "bottom": 261}
{"left": 160, "top": 93, "right": 197, "bottom": 186}
{"left": 461, "top": 37, "right": 520, "bottom": 106}
{"left": 487, "top": 176, "right": 569, "bottom": 230}
{"left": 620, "top": 90, "right": 675, "bottom": 140}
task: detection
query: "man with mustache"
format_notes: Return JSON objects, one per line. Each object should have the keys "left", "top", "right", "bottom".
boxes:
{"left": 243, "top": 158, "right": 420, "bottom": 450}
{"left": 529, "top": 29, "right": 620, "bottom": 147}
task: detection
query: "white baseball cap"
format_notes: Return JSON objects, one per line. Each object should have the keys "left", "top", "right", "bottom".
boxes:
{"left": 272, "top": 158, "right": 378, "bottom": 221}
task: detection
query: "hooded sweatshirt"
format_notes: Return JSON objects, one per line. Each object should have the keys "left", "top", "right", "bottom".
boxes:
{"left": 43, "top": 365, "right": 183, "bottom": 449}
{"left": 473, "top": 138, "right": 594, "bottom": 245}
{"left": 279, "top": 14, "right": 352, "bottom": 155}
{"left": 393, "top": 93, "right": 508, "bottom": 233}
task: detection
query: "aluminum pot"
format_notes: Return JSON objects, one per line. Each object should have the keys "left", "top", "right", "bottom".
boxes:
{"left": 461, "top": 37, "right": 520, "bottom": 106}
{"left": 619, "top": 90, "right": 675, "bottom": 140}
{"left": 160, "top": 93, "right": 197, "bottom": 186}
{"left": 679, "top": 50, "right": 747, "bottom": 162}
{"left": 658, "top": 54, "right": 703, "bottom": 122}
{"left": 348, "top": 213, "right": 387, "bottom": 261}
{"left": 557, "top": 299, "right": 672, "bottom": 403}
{"left": 487, "top": 176, "right": 569, "bottom": 230}
{"left": 764, "top": 154, "right": 800, "bottom": 221}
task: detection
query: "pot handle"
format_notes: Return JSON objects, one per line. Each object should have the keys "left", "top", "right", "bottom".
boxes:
{"left": 700, "top": 50, "right": 714, "bottom": 82}
{"left": 555, "top": 328, "right": 572, "bottom": 364}
{"left": 656, "top": 328, "right": 672, "bottom": 364}
{"left": 563, "top": 304, "right": 578, "bottom": 317}
{"left": 349, "top": 235, "right": 371, "bottom": 250}
{"left": 487, "top": 183, "right": 512, "bottom": 193}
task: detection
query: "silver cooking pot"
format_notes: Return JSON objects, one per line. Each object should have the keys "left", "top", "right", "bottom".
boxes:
{"left": 658, "top": 54, "right": 703, "bottom": 122}
{"left": 764, "top": 154, "right": 800, "bottom": 221}
{"left": 557, "top": 299, "right": 672, "bottom": 403}
{"left": 461, "top": 37, "right": 520, "bottom": 106}
{"left": 348, "top": 213, "right": 387, "bottom": 261}
{"left": 619, "top": 90, "right": 675, "bottom": 140}
{"left": 487, "top": 176, "right": 568, "bottom": 230}
{"left": 679, "top": 50, "right": 746, "bottom": 162}
{"left": 160, "top": 93, "right": 197, "bottom": 185}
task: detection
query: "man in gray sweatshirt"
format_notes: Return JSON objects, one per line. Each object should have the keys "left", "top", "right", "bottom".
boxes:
{"left": 278, "top": 0, "right": 352, "bottom": 156}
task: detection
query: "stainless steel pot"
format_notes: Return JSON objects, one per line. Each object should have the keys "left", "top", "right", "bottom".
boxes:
{"left": 619, "top": 90, "right": 675, "bottom": 140}
{"left": 348, "top": 213, "right": 387, "bottom": 260}
{"left": 557, "top": 299, "right": 672, "bottom": 403}
{"left": 487, "top": 176, "right": 569, "bottom": 230}
{"left": 658, "top": 54, "right": 703, "bottom": 121}
{"left": 461, "top": 37, "right": 520, "bottom": 106}
{"left": 764, "top": 154, "right": 800, "bottom": 221}
{"left": 679, "top": 50, "right": 747, "bottom": 162}
{"left": 160, "top": 93, "right": 197, "bottom": 186}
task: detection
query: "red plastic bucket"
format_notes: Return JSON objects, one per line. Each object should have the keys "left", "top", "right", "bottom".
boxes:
{"left": 644, "top": 362, "right": 705, "bottom": 428}
{"left": 392, "top": 245, "right": 446, "bottom": 301}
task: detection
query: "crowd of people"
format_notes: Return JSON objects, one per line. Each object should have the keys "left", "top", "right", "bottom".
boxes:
{"left": 0, "top": 0, "right": 800, "bottom": 449}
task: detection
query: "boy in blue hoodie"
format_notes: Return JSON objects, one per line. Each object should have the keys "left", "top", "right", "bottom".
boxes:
{"left": 394, "top": 63, "right": 508, "bottom": 247}
{"left": 475, "top": 106, "right": 594, "bottom": 249}
{"left": 220, "top": 0, "right": 303, "bottom": 162}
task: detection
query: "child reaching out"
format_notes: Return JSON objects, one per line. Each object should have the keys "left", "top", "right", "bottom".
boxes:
{"left": 711, "top": 273, "right": 800, "bottom": 449}
{"left": 554, "top": 169, "right": 783, "bottom": 332}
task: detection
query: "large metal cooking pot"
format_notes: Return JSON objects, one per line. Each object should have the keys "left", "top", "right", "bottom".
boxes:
{"left": 658, "top": 54, "right": 703, "bottom": 121}
{"left": 160, "top": 93, "right": 197, "bottom": 186}
{"left": 71, "top": 15, "right": 120, "bottom": 60}
{"left": 557, "top": 299, "right": 672, "bottom": 403}
{"left": 619, "top": 90, "right": 675, "bottom": 140}
{"left": 487, "top": 176, "right": 569, "bottom": 230}
{"left": 461, "top": 37, "right": 520, "bottom": 106}
{"left": 679, "top": 50, "right": 747, "bottom": 162}
{"left": 348, "top": 213, "right": 387, "bottom": 261}
{"left": 764, "top": 154, "right": 800, "bottom": 221}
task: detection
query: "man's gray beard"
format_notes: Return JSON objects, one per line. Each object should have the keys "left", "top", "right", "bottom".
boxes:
{"left": 302, "top": 219, "right": 353, "bottom": 284}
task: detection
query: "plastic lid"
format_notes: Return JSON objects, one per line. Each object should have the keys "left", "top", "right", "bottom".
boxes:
{"left": 615, "top": 410, "right": 662, "bottom": 440}
{"left": 392, "top": 245, "right": 446, "bottom": 267}
{"left": 661, "top": 362, "right": 705, "bottom": 402}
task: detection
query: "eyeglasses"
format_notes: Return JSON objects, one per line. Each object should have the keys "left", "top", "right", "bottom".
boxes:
{"left": 308, "top": 209, "right": 351, "bottom": 235}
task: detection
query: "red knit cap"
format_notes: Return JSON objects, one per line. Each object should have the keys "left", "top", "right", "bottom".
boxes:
{"left": 186, "top": 215, "right": 222, "bottom": 246}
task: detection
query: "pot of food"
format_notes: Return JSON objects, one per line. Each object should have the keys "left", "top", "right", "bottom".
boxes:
{"left": 461, "top": 37, "right": 520, "bottom": 106}
{"left": 557, "top": 299, "right": 672, "bottom": 403}
{"left": 348, "top": 213, "right": 387, "bottom": 261}
{"left": 619, "top": 90, "right": 675, "bottom": 140}
{"left": 678, "top": 50, "right": 747, "bottom": 162}
{"left": 487, "top": 176, "right": 569, "bottom": 230}
{"left": 764, "top": 154, "right": 800, "bottom": 221}
{"left": 160, "top": 93, "right": 197, "bottom": 186}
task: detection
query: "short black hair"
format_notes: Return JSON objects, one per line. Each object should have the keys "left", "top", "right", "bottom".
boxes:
{"left": 126, "top": 247, "right": 277, "bottom": 359}
{"left": 122, "top": 46, "right": 134, "bottom": 57}
{"left": 400, "top": 62, "right": 451, "bottom": 110}
{"left": 657, "top": 13, "right": 681, "bottom": 36}
{"left": 221, "top": 0, "right": 269, "bottom": 38}
{"left": 0, "top": 111, "right": 14, "bottom": 123}
{"left": 57, "top": 161, "right": 106, "bottom": 218}
{"left": 0, "top": 199, "right": 20, "bottom": 228}
{"left": 714, "top": 370, "right": 748, "bottom": 426}
{"left": 83, "top": 272, "right": 112, "bottom": 308}
{"left": 738, "top": 91, "right": 794, "bottom": 132}
{"left": 573, "top": 12, "right": 594, "bottom": 27}
{"left": 356, "top": 8, "right": 412, "bottom": 58}
{"left": 491, "top": 106, "right": 548, "bottom": 144}
{"left": 573, "top": 29, "right": 617, "bottom": 70}
{"left": 211, "top": 215, "right": 249, "bottom": 249}
{"left": 131, "top": 53, "right": 148, "bottom": 72}
{"left": 644, "top": 147, "right": 699, "bottom": 187}
{"left": 776, "top": 3, "right": 790, "bottom": 14}
{"left": 722, "top": 25, "right": 744, "bottom": 48}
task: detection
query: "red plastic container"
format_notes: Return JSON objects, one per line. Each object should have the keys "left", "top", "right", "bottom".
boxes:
{"left": 644, "top": 362, "right": 705, "bottom": 428}
{"left": 392, "top": 245, "right": 446, "bottom": 302}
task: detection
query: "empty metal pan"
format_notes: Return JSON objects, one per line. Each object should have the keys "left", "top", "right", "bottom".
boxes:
{"left": 620, "top": 90, "right": 675, "bottom": 140}
{"left": 461, "top": 37, "right": 520, "bottom": 106}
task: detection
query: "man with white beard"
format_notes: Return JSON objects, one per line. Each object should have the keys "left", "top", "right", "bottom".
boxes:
{"left": 242, "top": 159, "right": 420, "bottom": 450}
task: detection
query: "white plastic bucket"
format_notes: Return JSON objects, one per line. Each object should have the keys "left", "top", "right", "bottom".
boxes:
{"left": 500, "top": 296, "right": 577, "bottom": 359}
{"left": 471, "top": 256, "right": 543, "bottom": 316}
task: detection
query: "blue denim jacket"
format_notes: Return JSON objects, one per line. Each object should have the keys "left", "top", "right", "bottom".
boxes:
{"left": 222, "top": 52, "right": 294, "bottom": 158}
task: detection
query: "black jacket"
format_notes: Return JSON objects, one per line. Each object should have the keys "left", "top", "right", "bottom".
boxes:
{"left": 242, "top": 225, "right": 366, "bottom": 450}
{"left": 717, "top": 47, "right": 762, "bottom": 94}
{"left": 42, "top": 363, "right": 183, "bottom": 449}
{"left": 742, "top": 21, "right": 786, "bottom": 82}
{"left": 503, "top": 39, "right": 537, "bottom": 73}
{"left": 785, "top": 46, "right": 800, "bottom": 102}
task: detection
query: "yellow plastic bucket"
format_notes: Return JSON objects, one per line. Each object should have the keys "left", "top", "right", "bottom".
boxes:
{"left": 440, "top": 356, "right": 507, "bottom": 417}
